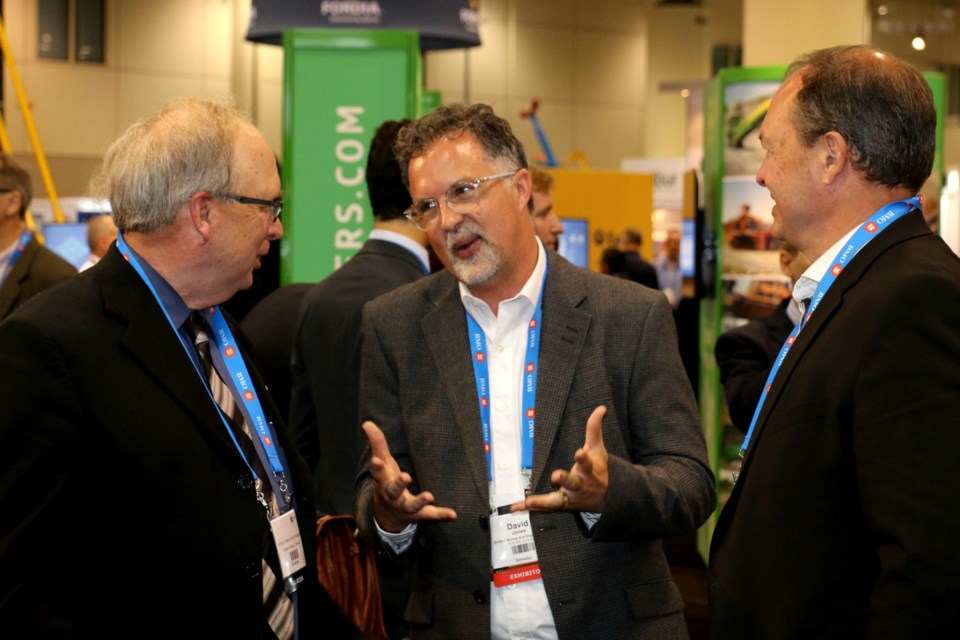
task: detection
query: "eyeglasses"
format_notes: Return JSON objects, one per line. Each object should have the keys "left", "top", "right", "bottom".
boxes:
{"left": 220, "top": 193, "right": 283, "bottom": 222}
{"left": 403, "top": 171, "right": 517, "bottom": 230}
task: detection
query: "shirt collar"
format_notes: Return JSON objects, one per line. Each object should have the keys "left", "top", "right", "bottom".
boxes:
{"left": 368, "top": 228, "right": 430, "bottom": 274}
{"left": 124, "top": 242, "right": 192, "bottom": 329}
{"left": 792, "top": 226, "right": 858, "bottom": 307}
{"left": 459, "top": 237, "right": 547, "bottom": 314}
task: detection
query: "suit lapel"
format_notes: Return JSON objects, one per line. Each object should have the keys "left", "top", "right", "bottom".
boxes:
{"left": 0, "top": 237, "right": 38, "bottom": 318}
{"left": 421, "top": 274, "right": 490, "bottom": 498}
{"left": 98, "top": 250, "right": 250, "bottom": 459}
{"left": 419, "top": 257, "right": 593, "bottom": 497}
{"left": 530, "top": 255, "right": 591, "bottom": 490}
{"left": 726, "top": 211, "right": 933, "bottom": 505}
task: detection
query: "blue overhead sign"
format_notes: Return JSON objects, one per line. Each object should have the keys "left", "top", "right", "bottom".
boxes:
{"left": 247, "top": 0, "right": 481, "bottom": 50}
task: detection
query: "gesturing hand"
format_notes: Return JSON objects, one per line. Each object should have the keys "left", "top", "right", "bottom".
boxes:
{"left": 363, "top": 420, "right": 458, "bottom": 532}
{"left": 512, "top": 405, "right": 609, "bottom": 513}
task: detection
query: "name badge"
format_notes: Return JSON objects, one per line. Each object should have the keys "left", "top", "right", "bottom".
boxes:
{"left": 270, "top": 510, "right": 307, "bottom": 579}
{"left": 490, "top": 510, "right": 541, "bottom": 588}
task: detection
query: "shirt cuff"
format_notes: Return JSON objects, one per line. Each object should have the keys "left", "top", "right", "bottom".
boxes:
{"left": 376, "top": 519, "right": 417, "bottom": 554}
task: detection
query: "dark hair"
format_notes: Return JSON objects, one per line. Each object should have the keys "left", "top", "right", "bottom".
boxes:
{"left": 0, "top": 154, "right": 33, "bottom": 219}
{"left": 366, "top": 119, "right": 412, "bottom": 222}
{"left": 621, "top": 228, "right": 642, "bottom": 246}
{"left": 600, "top": 247, "right": 626, "bottom": 275}
{"left": 786, "top": 45, "right": 935, "bottom": 192}
{"left": 393, "top": 103, "right": 527, "bottom": 187}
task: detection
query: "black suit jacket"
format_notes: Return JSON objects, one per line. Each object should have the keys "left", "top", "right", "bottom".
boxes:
{"left": 356, "top": 251, "right": 715, "bottom": 639}
{"left": 621, "top": 251, "right": 660, "bottom": 289}
{"left": 709, "top": 211, "right": 960, "bottom": 639}
{"left": 0, "top": 234, "right": 76, "bottom": 321}
{"left": 241, "top": 282, "right": 313, "bottom": 423}
{"left": 0, "top": 248, "right": 362, "bottom": 638}
{"left": 289, "top": 238, "right": 425, "bottom": 515}
{"left": 714, "top": 298, "right": 794, "bottom": 432}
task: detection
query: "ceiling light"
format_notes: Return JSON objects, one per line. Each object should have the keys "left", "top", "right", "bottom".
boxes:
{"left": 911, "top": 32, "right": 927, "bottom": 50}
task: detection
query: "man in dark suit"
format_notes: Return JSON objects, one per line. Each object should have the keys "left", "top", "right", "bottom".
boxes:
{"left": 288, "top": 118, "right": 428, "bottom": 516}
{"left": 618, "top": 227, "right": 659, "bottom": 289}
{"left": 713, "top": 241, "right": 810, "bottom": 432}
{"left": 0, "top": 98, "right": 362, "bottom": 639}
{"left": 709, "top": 46, "right": 960, "bottom": 639}
{"left": 0, "top": 153, "right": 77, "bottom": 321}
{"left": 241, "top": 282, "right": 312, "bottom": 423}
{"left": 355, "top": 103, "right": 715, "bottom": 639}
{"left": 288, "top": 119, "right": 428, "bottom": 640}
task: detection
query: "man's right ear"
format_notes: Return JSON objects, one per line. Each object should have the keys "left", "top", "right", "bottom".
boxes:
{"left": 186, "top": 191, "right": 216, "bottom": 243}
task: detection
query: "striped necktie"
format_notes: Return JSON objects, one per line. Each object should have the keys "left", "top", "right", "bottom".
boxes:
{"left": 186, "top": 312, "right": 295, "bottom": 640}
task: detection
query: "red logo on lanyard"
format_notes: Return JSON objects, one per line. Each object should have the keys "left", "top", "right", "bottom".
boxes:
{"left": 526, "top": 408, "right": 535, "bottom": 418}
{"left": 831, "top": 264, "right": 843, "bottom": 277}
{"left": 526, "top": 362, "right": 535, "bottom": 373}
{"left": 476, "top": 352, "right": 485, "bottom": 363}
{"left": 263, "top": 436, "right": 272, "bottom": 446}
{"left": 529, "top": 318, "right": 537, "bottom": 329}
{"left": 765, "top": 383, "right": 772, "bottom": 393}
{"left": 243, "top": 390, "right": 255, "bottom": 401}
{"left": 224, "top": 346, "right": 236, "bottom": 358}
{"left": 481, "top": 397, "right": 488, "bottom": 407}
{"left": 865, "top": 222, "right": 878, "bottom": 233}
{"left": 786, "top": 335, "right": 795, "bottom": 346}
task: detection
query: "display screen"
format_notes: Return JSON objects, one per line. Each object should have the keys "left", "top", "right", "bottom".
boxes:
{"left": 43, "top": 222, "right": 89, "bottom": 270}
{"left": 558, "top": 218, "right": 589, "bottom": 269}
{"left": 681, "top": 218, "right": 696, "bottom": 277}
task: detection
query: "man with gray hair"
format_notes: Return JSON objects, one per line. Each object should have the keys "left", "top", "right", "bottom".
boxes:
{"left": 0, "top": 98, "right": 362, "bottom": 638}
{"left": 355, "top": 102, "right": 714, "bottom": 639}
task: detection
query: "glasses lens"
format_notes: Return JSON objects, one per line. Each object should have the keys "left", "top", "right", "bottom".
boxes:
{"left": 406, "top": 199, "right": 438, "bottom": 226}
{"left": 445, "top": 181, "right": 480, "bottom": 214}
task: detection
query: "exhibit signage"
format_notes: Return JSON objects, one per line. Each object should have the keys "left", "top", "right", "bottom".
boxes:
{"left": 247, "top": 0, "right": 480, "bottom": 50}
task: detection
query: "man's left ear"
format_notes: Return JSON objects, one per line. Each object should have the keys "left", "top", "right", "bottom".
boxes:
{"left": 821, "top": 131, "right": 848, "bottom": 185}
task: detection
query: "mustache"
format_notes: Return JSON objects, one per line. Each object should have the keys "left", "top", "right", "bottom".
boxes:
{"left": 443, "top": 219, "right": 486, "bottom": 253}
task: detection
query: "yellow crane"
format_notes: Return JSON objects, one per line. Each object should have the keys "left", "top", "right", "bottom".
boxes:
{"left": 0, "top": 14, "right": 65, "bottom": 238}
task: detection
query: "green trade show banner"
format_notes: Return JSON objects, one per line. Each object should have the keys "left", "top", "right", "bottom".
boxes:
{"left": 281, "top": 29, "right": 421, "bottom": 284}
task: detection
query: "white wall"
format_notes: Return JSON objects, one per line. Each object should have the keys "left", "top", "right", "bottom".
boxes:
{"left": 2, "top": 0, "right": 957, "bottom": 198}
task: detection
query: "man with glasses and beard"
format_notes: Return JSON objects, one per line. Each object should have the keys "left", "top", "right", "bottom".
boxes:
{"left": 354, "top": 103, "right": 715, "bottom": 639}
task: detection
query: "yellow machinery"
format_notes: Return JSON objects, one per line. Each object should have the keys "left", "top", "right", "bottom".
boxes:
{"left": 0, "top": 15, "right": 64, "bottom": 236}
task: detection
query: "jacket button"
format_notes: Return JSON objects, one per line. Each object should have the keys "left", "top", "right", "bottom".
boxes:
{"left": 238, "top": 474, "right": 253, "bottom": 490}
{"left": 473, "top": 589, "right": 485, "bottom": 604}
{"left": 247, "top": 562, "right": 261, "bottom": 579}
{"left": 478, "top": 514, "right": 488, "bottom": 530}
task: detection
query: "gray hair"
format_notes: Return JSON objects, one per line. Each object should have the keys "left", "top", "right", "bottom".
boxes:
{"left": 393, "top": 103, "right": 527, "bottom": 187}
{"left": 90, "top": 97, "right": 251, "bottom": 233}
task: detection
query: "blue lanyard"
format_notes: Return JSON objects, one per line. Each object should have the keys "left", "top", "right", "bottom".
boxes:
{"left": 115, "top": 232, "right": 290, "bottom": 508}
{"left": 739, "top": 198, "right": 919, "bottom": 455}
{"left": 5, "top": 229, "right": 32, "bottom": 272}
{"left": 466, "top": 268, "right": 547, "bottom": 482}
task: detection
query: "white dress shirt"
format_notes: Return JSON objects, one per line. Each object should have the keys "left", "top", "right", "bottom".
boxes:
{"left": 792, "top": 226, "right": 858, "bottom": 315}
{"left": 459, "top": 240, "right": 557, "bottom": 640}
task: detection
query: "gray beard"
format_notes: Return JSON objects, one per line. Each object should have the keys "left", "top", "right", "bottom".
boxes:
{"left": 445, "top": 222, "right": 502, "bottom": 287}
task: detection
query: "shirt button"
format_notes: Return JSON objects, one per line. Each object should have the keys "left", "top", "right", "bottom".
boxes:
{"left": 237, "top": 474, "right": 253, "bottom": 490}
{"left": 496, "top": 344, "right": 504, "bottom": 352}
